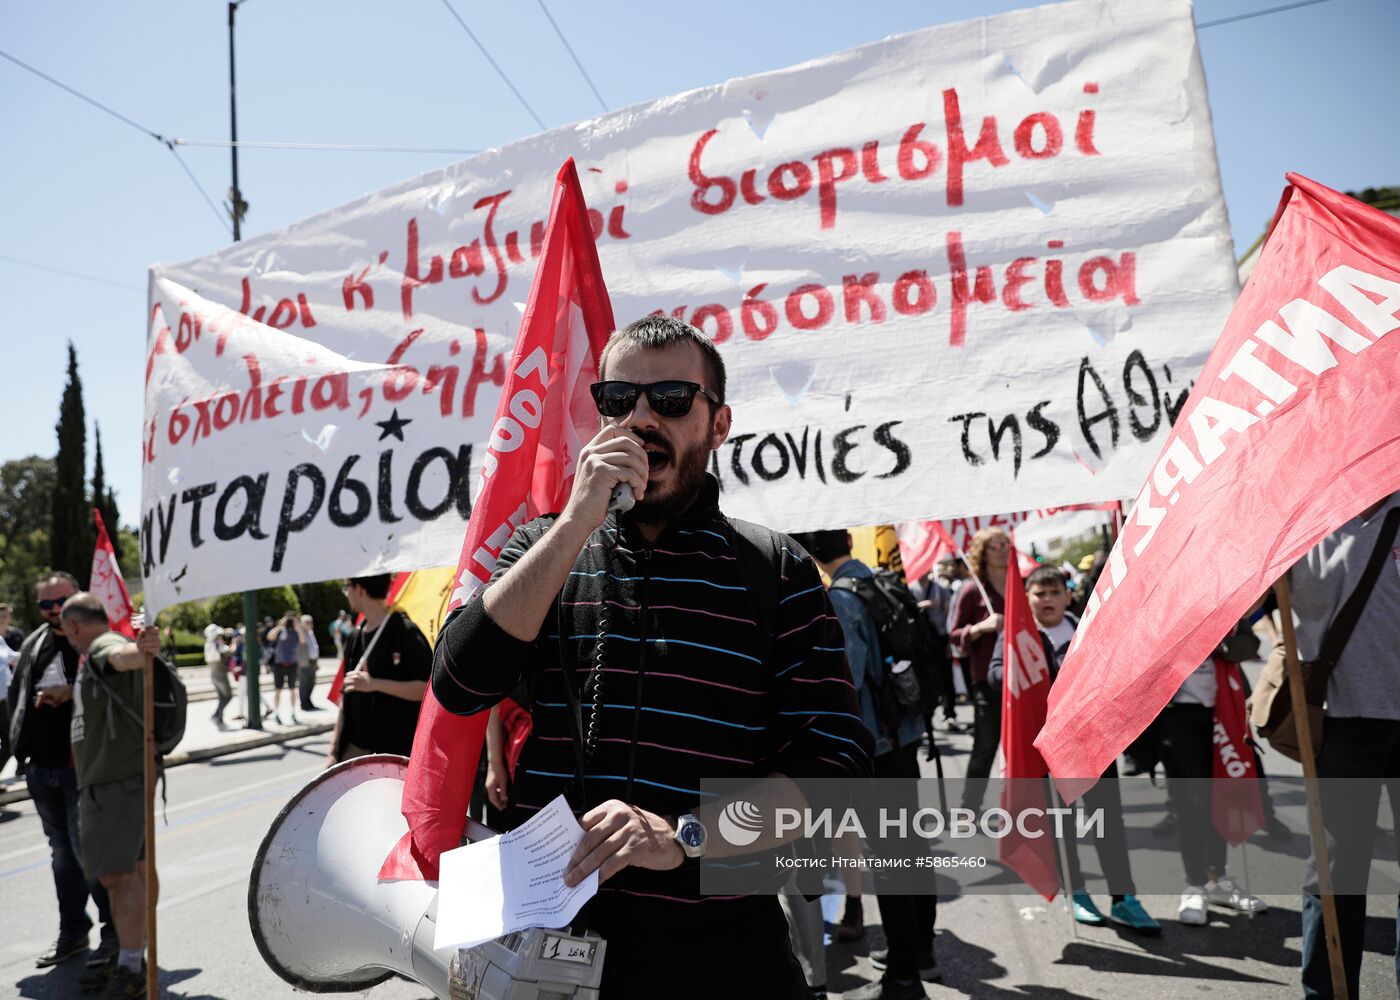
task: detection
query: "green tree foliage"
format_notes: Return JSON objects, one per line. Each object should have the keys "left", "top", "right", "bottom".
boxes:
{"left": 292, "top": 580, "right": 350, "bottom": 648}
{"left": 207, "top": 585, "right": 299, "bottom": 631}
{"left": 156, "top": 597, "right": 214, "bottom": 633}
{"left": 51, "top": 343, "right": 92, "bottom": 584}
{"left": 0, "top": 456, "right": 57, "bottom": 629}
{"left": 91, "top": 424, "right": 122, "bottom": 543}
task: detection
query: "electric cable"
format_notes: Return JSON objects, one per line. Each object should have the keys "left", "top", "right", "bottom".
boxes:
{"left": 0, "top": 47, "right": 229, "bottom": 233}
{"left": 1198, "top": 0, "right": 1331, "bottom": 30}
{"left": 0, "top": 252, "right": 143, "bottom": 292}
{"left": 535, "top": 0, "right": 609, "bottom": 113}
{"left": 435, "top": 0, "right": 548, "bottom": 132}
{"left": 170, "top": 138, "right": 482, "bottom": 154}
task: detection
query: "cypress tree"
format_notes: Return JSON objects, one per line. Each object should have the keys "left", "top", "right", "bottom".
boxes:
{"left": 51, "top": 342, "right": 92, "bottom": 584}
{"left": 92, "top": 424, "right": 122, "bottom": 537}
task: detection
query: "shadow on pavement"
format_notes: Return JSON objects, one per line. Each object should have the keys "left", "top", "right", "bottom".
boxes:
{"left": 16, "top": 963, "right": 204, "bottom": 999}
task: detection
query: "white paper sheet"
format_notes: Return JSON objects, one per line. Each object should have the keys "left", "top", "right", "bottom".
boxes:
{"left": 434, "top": 795, "right": 598, "bottom": 950}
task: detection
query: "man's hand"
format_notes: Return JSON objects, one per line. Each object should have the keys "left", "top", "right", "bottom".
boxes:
{"left": 976, "top": 612, "right": 1004, "bottom": 638}
{"left": 563, "top": 800, "right": 683, "bottom": 887}
{"left": 341, "top": 670, "right": 377, "bottom": 694}
{"left": 485, "top": 757, "right": 510, "bottom": 810}
{"left": 34, "top": 684, "right": 72, "bottom": 708}
{"left": 136, "top": 627, "right": 161, "bottom": 658}
{"left": 559, "top": 426, "right": 649, "bottom": 534}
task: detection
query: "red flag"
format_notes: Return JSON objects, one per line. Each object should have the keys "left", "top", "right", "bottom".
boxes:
{"left": 898, "top": 505, "right": 1117, "bottom": 582}
{"left": 90, "top": 510, "right": 136, "bottom": 638}
{"left": 1211, "top": 659, "right": 1266, "bottom": 845}
{"left": 1037, "top": 174, "right": 1400, "bottom": 796}
{"left": 897, "top": 521, "right": 959, "bottom": 582}
{"left": 380, "top": 159, "right": 615, "bottom": 880}
{"left": 999, "top": 544, "right": 1060, "bottom": 901}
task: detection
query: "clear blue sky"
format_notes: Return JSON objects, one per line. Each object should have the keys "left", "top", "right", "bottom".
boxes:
{"left": 2, "top": 0, "right": 1396, "bottom": 529}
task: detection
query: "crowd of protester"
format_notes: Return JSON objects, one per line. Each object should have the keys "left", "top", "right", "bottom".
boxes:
{"left": 8, "top": 314, "right": 1394, "bottom": 1000}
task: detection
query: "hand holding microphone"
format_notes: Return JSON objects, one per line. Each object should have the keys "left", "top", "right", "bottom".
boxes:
{"left": 565, "top": 425, "right": 647, "bottom": 530}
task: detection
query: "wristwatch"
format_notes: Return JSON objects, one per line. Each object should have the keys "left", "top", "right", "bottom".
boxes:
{"left": 673, "top": 813, "right": 707, "bottom": 859}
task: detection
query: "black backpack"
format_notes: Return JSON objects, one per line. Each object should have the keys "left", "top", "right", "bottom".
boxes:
{"left": 831, "top": 569, "right": 948, "bottom": 733}
{"left": 89, "top": 653, "right": 189, "bottom": 756}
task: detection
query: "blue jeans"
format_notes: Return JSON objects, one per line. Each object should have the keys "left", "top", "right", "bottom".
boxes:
{"left": 1300, "top": 717, "right": 1400, "bottom": 998}
{"left": 25, "top": 764, "right": 114, "bottom": 942}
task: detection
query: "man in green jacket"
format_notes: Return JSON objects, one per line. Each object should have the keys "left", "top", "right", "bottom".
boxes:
{"left": 59, "top": 592, "right": 161, "bottom": 1000}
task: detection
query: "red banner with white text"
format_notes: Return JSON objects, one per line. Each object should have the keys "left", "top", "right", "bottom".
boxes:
{"left": 379, "top": 160, "right": 615, "bottom": 881}
{"left": 1037, "top": 174, "right": 1400, "bottom": 795}
{"left": 91, "top": 510, "right": 136, "bottom": 638}
{"left": 999, "top": 545, "right": 1060, "bottom": 900}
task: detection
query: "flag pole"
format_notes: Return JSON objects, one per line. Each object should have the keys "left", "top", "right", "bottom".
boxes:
{"left": 1046, "top": 780, "right": 1079, "bottom": 938}
{"left": 135, "top": 612, "right": 159, "bottom": 1000}
{"left": 1273, "top": 577, "right": 1348, "bottom": 999}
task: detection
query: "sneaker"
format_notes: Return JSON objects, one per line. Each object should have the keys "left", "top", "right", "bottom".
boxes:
{"left": 868, "top": 949, "right": 940, "bottom": 982}
{"left": 102, "top": 963, "right": 147, "bottom": 1000}
{"left": 79, "top": 954, "right": 116, "bottom": 993}
{"left": 36, "top": 934, "right": 88, "bottom": 967}
{"left": 844, "top": 976, "right": 928, "bottom": 1000}
{"left": 1178, "top": 886, "right": 1208, "bottom": 925}
{"left": 1071, "top": 891, "right": 1107, "bottom": 926}
{"left": 1110, "top": 895, "right": 1162, "bottom": 935}
{"left": 1205, "top": 877, "right": 1268, "bottom": 913}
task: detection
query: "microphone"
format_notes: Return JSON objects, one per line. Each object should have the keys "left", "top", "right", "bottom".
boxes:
{"left": 609, "top": 482, "right": 635, "bottom": 513}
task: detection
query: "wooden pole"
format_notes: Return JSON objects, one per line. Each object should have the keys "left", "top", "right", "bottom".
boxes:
{"left": 139, "top": 619, "right": 159, "bottom": 1000}
{"left": 1273, "top": 578, "right": 1348, "bottom": 1000}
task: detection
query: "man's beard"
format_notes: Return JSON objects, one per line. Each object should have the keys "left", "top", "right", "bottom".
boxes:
{"left": 632, "top": 435, "right": 712, "bottom": 524}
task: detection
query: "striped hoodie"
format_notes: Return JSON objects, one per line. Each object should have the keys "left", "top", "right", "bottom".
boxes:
{"left": 434, "top": 474, "right": 874, "bottom": 904}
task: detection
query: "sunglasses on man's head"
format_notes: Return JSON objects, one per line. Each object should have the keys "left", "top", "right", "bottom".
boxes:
{"left": 590, "top": 380, "right": 719, "bottom": 419}
{"left": 38, "top": 596, "right": 69, "bottom": 611}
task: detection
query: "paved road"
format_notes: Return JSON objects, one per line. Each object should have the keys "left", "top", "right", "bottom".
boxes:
{"left": 2, "top": 711, "right": 1396, "bottom": 997}
{"left": 1, "top": 732, "right": 433, "bottom": 1000}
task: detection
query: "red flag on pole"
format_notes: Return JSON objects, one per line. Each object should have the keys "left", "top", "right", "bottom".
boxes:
{"left": 379, "top": 159, "right": 616, "bottom": 881}
{"left": 90, "top": 510, "right": 136, "bottom": 638}
{"left": 1037, "top": 174, "right": 1400, "bottom": 797}
{"left": 1211, "top": 658, "right": 1266, "bottom": 845}
{"left": 998, "top": 543, "right": 1060, "bottom": 901}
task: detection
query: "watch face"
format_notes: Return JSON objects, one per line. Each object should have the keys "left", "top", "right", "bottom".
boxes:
{"left": 679, "top": 821, "right": 705, "bottom": 848}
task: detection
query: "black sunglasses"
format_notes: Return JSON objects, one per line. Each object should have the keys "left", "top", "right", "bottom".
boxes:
{"left": 38, "top": 596, "right": 69, "bottom": 611}
{"left": 590, "top": 380, "right": 720, "bottom": 419}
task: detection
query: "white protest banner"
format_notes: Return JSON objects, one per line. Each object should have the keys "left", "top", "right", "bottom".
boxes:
{"left": 141, "top": 0, "right": 1237, "bottom": 611}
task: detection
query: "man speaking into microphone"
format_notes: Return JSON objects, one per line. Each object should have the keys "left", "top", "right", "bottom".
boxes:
{"left": 433, "top": 316, "right": 873, "bottom": 999}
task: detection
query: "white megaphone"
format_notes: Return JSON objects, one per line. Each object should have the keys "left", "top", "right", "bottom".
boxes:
{"left": 248, "top": 754, "right": 605, "bottom": 999}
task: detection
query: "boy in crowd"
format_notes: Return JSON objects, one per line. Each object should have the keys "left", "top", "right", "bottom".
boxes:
{"left": 990, "top": 566, "right": 1159, "bottom": 933}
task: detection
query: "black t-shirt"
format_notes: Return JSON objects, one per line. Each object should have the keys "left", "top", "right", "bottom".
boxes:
{"left": 23, "top": 627, "right": 81, "bottom": 767}
{"left": 341, "top": 611, "right": 431, "bottom": 756}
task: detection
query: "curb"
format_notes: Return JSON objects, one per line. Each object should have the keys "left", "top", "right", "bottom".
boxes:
{"left": 0, "top": 724, "right": 335, "bottom": 807}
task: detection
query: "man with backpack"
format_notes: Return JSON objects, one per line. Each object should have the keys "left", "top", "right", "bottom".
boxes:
{"left": 8, "top": 572, "right": 118, "bottom": 976}
{"left": 795, "top": 529, "right": 939, "bottom": 1000}
{"left": 58, "top": 592, "right": 164, "bottom": 1000}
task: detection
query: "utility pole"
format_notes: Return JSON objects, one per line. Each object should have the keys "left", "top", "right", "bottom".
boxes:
{"left": 228, "top": 1, "right": 249, "bottom": 241}
{"left": 229, "top": 0, "right": 259, "bottom": 728}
